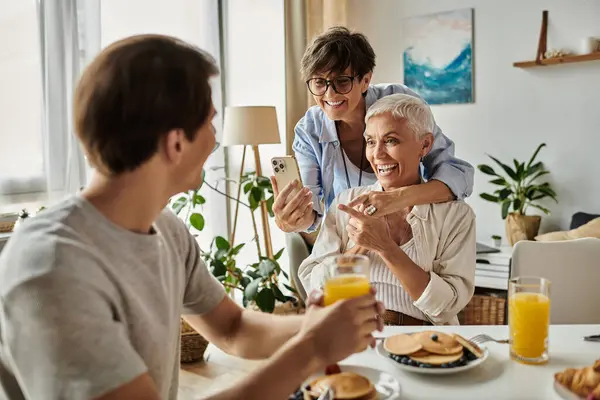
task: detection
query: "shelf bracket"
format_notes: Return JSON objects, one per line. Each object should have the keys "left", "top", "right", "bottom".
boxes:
{"left": 535, "top": 10, "right": 549, "bottom": 64}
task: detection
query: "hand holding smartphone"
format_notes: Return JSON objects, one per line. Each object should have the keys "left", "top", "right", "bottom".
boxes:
{"left": 270, "top": 156, "right": 315, "bottom": 232}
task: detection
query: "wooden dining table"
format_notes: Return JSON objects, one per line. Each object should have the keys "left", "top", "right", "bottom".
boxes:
{"left": 178, "top": 324, "right": 600, "bottom": 400}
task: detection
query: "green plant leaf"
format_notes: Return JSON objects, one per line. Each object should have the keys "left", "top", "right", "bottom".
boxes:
{"left": 534, "top": 186, "right": 558, "bottom": 202}
{"left": 513, "top": 159, "right": 525, "bottom": 181}
{"left": 258, "top": 259, "right": 277, "bottom": 277}
{"left": 240, "top": 276, "right": 251, "bottom": 288}
{"left": 488, "top": 155, "right": 518, "bottom": 181}
{"left": 216, "top": 275, "right": 226, "bottom": 282}
{"left": 272, "top": 285, "right": 287, "bottom": 303}
{"left": 283, "top": 283, "right": 298, "bottom": 294}
{"left": 171, "top": 196, "right": 187, "bottom": 215}
{"left": 527, "top": 170, "right": 549, "bottom": 183}
{"left": 246, "top": 270, "right": 261, "bottom": 280}
{"left": 251, "top": 186, "right": 263, "bottom": 203}
{"left": 189, "top": 213, "right": 205, "bottom": 231}
{"left": 489, "top": 178, "right": 508, "bottom": 186}
{"left": 215, "top": 236, "right": 230, "bottom": 250}
{"left": 255, "top": 288, "right": 276, "bottom": 313}
{"left": 274, "top": 248, "right": 284, "bottom": 260}
{"left": 497, "top": 188, "right": 512, "bottom": 201}
{"left": 280, "top": 269, "right": 289, "bottom": 279}
{"left": 231, "top": 243, "right": 245, "bottom": 255}
{"left": 256, "top": 176, "right": 271, "bottom": 187}
{"left": 526, "top": 143, "right": 546, "bottom": 169}
{"left": 193, "top": 193, "right": 206, "bottom": 205}
{"left": 243, "top": 182, "right": 253, "bottom": 194}
{"left": 477, "top": 164, "right": 498, "bottom": 176}
{"left": 530, "top": 203, "right": 551, "bottom": 215}
{"left": 513, "top": 198, "right": 522, "bottom": 212}
{"left": 249, "top": 193, "right": 259, "bottom": 210}
{"left": 501, "top": 200, "right": 511, "bottom": 219}
{"left": 266, "top": 196, "right": 274, "bottom": 217}
{"left": 480, "top": 193, "right": 500, "bottom": 203}
{"left": 244, "top": 279, "right": 261, "bottom": 301}
{"left": 524, "top": 162, "right": 543, "bottom": 179}
{"left": 211, "top": 259, "right": 226, "bottom": 277}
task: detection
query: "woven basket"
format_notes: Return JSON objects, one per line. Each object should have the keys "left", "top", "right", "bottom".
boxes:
{"left": 180, "top": 319, "right": 209, "bottom": 363}
{"left": 0, "top": 213, "right": 18, "bottom": 233}
{"left": 459, "top": 294, "right": 506, "bottom": 325}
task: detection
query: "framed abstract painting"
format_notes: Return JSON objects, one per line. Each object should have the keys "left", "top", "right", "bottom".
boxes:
{"left": 402, "top": 8, "right": 474, "bottom": 105}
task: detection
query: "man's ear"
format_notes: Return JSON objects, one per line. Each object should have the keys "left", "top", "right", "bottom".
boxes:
{"left": 420, "top": 132, "right": 434, "bottom": 158}
{"left": 163, "top": 129, "right": 185, "bottom": 164}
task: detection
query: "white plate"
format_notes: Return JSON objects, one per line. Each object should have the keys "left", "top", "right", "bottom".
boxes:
{"left": 301, "top": 364, "right": 402, "bottom": 400}
{"left": 375, "top": 340, "right": 489, "bottom": 375}
{"left": 553, "top": 381, "right": 584, "bottom": 400}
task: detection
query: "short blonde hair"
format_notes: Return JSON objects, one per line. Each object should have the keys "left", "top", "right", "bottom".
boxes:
{"left": 365, "top": 93, "right": 434, "bottom": 138}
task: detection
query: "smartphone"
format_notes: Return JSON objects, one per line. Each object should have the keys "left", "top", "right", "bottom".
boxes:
{"left": 271, "top": 156, "right": 303, "bottom": 203}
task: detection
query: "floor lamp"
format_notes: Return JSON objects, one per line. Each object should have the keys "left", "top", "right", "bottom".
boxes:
{"left": 222, "top": 106, "right": 281, "bottom": 259}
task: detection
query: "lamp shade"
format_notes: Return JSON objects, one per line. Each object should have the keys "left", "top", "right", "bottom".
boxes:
{"left": 221, "top": 106, "right": 281, "bottom": 146}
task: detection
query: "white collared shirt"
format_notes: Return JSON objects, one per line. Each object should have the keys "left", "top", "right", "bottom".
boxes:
{"left": 298, "top": 182, "right": 477, "bottom": 325}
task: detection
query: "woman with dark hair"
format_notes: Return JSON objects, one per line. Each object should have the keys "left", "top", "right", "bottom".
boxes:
{"left": 271, "top": 26, "right": 473, "bottom": 242}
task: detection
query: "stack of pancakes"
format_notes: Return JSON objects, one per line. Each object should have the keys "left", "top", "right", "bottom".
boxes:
{"left": 384, "top": 330, "right": 483, "bottom": 368}
{"left": 304, "top": 371, "right": 376, "bottom": 400}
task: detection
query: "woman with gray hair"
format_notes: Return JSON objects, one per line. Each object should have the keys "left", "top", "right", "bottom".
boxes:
{"left": 298, "top": 93, "right": 476, "bottom": 326}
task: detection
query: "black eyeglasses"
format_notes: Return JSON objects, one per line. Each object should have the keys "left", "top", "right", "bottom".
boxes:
{"left": 306, "top": 75, "right": 358, "bottom": 96}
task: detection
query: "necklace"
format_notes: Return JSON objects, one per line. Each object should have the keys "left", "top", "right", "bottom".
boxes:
{"left": 336, "top": 121, "right": 366, "bottom": 189}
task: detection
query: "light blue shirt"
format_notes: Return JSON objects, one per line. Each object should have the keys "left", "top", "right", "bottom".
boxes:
{"left": 292, "top": 83, "right": 474, "bottom": 232}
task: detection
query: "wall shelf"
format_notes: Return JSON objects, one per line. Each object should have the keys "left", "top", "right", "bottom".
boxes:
{"left": 513, "top": 10, "right": 600, "bottom": 69}
{"left": 513, "top": 52, "right": 600, "bottom": 68}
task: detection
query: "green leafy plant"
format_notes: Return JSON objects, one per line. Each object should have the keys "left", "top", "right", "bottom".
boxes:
{"left": 491, "top": 234, "right": 501, "bottom": 240}
{"left": 170, "top": 168, "right": 299, "bottom": 313}
{"left": 478, "top": 143, "right": 557, "bottom": 219}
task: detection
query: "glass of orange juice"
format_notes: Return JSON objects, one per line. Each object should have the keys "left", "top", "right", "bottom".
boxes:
{"left": 323, "top": 254, "right": 370, "bottom": 306}
{"left": 508, "top": 276, "right": 551, "bottom": 364}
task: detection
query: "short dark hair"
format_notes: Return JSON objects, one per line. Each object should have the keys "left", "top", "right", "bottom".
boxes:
{"left": 300, "top": 26, "right": 376, "bottom": 81}
{"left": 74, "top": 34, "right": 219, "bottom": 175}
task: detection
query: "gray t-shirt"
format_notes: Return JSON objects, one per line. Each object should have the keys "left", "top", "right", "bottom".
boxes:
{"left": 0, "top": 195, "right": 225, "bottom": 400}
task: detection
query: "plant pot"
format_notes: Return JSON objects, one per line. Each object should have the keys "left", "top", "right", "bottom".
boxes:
{"left": 505, "top": 213, "right": 542, "bottom": 246}
{"left": 492, "top": 238, "right": 502, "bottom": 247}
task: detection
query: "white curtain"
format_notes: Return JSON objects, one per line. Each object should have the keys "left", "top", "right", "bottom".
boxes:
{"left": 37, "top": 0, "right": 99, "bottom": 195}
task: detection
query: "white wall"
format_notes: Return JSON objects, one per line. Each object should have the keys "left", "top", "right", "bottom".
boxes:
{"left": 348, "top": 0, "right": 600, "bottom": 242}
{"left": 222, "top": 0, "right": 288, "bottom": 270}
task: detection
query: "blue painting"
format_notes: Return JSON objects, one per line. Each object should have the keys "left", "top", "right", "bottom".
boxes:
{"left": 402, "top": 9, "right": 474, "bottom": 105}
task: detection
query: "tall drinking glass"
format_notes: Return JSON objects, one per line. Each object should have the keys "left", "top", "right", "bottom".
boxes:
{"left": 508, "top": 276, "right": 551, "bottom": 364}
{"left": 323, "top": 254, "right": 370, "bottom": 306}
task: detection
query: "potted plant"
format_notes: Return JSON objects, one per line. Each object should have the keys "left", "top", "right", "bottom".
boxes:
{"left": 491, "top": 235, "right": 502, "bottom": 247}
{"left": 478, "top": 143, "right": 558, "bottom": 246}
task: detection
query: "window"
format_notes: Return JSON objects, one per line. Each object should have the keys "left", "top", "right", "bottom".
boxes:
{"left": 0, "top": 0, "right": 45, "bottom": 195}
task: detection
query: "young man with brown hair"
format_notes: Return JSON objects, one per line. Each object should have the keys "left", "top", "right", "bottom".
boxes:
{"left": 0, "top": 34, "right": 383, "bottom": 400}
